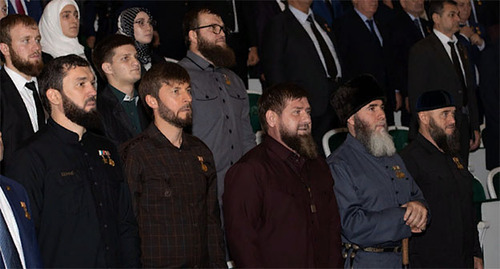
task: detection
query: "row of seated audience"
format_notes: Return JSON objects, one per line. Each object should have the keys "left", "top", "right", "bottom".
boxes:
{"left": 0, "top": 0, "right": 498, "bottom": 268}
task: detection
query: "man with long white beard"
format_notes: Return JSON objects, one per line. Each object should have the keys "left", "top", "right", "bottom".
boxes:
{"left": 400, "top": 90, "right": 483, "bottom": 268}
{"left": 327, "top": 74, "right": 428, "bottom": 268}
{"left": 5, "top": 55, "right": 140, "bottom": 268}
{"left": 223, "top": 83, "right": 343, "bottom": 268}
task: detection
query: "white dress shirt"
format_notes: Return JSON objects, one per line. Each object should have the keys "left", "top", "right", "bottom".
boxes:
{"left": 433, "top": 29, "right": 467, "bottom": 86}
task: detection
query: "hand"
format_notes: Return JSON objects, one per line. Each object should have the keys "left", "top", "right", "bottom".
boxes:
{"left": 470, "top": 33, "right": 484, "bottom": 47}
{"left": 460, "top": 26, "right": 475, "bottom": 38}
{"left": 401, "top": 201, "right": 427, "bottom": 232}
{"left": 395, "top": 92, "right": 402, "bottom": 111}
{"left": 474, "top": 257, "right": 483, "bottom": 269}
{"left": 469, "top": 130, "right": 481, "bottom": 151}
{"left": 86, "top": 36, "right": 96, "bottom": 49}
{"left": 247, "top": 46, "right": 260, "bottom": 66}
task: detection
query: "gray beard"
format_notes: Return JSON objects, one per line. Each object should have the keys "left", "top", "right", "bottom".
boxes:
{"left": 354, "top": 116, "right": 396, "bottom": 157}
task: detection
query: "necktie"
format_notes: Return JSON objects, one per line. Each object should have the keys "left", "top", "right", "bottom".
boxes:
{"left": 25, "top": 82, "right": 45, "bottom": 129}
{"left": 413, "top": 18, "right": 425, "bottom": 38}
{"left": 306, "top": 15, "right": 338, "bottom": 78}
{"left": 447, "top": 42, "right": 468, "bottom": 107}
{"left": 0, "top": 209, "right": 23, "bottom": 268}
{"left": 366, "top": 19, "right": 381, "bottom": 46}
{"left": 14, "top": 0, "right": 25, "bottom": 15}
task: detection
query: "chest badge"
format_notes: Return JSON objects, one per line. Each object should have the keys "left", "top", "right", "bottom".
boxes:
{"left": 20, "top": 201, "right": 31, "bottom": 220}
{"left": 392, "top": 165, "right": 406, "bottom": 179}
{"left": 223, "top": 74, "right": 231, "bottom": 86}
{"left": 197, "top": 156, "right": 208, "bottom": 172}
{"left": 452, "top": 157, "right": 464, "bottom": 169}
{"left": 98, "top": 150, "right": 115, "bottom": 167}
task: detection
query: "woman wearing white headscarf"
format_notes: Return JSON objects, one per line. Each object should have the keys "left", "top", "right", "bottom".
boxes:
{"left": 39, "top": 0, "right": 88, "bottom": 61}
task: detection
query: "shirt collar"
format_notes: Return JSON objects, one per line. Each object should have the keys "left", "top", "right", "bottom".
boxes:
{"left": 289, "top": 5, "right": 313, "bottom": 24}
{"left": 264, "top": 135, "right": 306, "bottom": 167}
{"left": 47, "top": 117, "right": 85, "bottom": 144}
{"left": 186, "top": 50, "right": 213, "bottom": 70}
{"left": 4, "top": 66, "right": 37, "bottom": 92}
{"left": 354, "top": 8, "right": 372, "bottom": 21}
{"left": 109, "top": 84, "right": 139, "bottom": 104}
{"left": 406, "top": 12, "right": 419, "bottom": 21}
{"left": 145, "top": 123, "right": 190, "bottom": 150}
{"left": 433, "top": 28, "right": 458, "bottom": 45}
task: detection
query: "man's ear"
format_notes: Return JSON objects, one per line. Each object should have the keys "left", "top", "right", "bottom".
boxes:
{"left": 266, "top": 110, "right": 278, "bottom": 128}
{"left": 188, "top": 30, "right": 198, "bottom": 47}
{"left": 0, "top": 43, "right": 10, "bottom": 58}
{"left": 432, "top": 13, "right": 440, "bottom": 25}
{"left": 145, "top": 95, "right": 158, "bottom": 110}
{"left": 102, "top": 62, "right": 113, "bottom": 75}
{"left": 418, "top": 111, "right": 429, "bottom": 125}
{"left": 46, "top": 88, "right": 62, "bottom": 106}
{"left": 347, "top": 114, "right": 355, "bottom": 127}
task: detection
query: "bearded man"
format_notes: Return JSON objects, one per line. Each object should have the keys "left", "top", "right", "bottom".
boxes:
{"left": 400, "top": 90, "right": 483, "bottom": 269}
{"left": 327, "top": 74, "right": 428, "bottom": 268}
{"left": 0, "top": 14, "right": 45, "bottom": 170}
{"left": 223, "top": 83, "right": 343, "bottom": 268}
{"left": 178, "top": 8, "right": 255, "bottom": 210}
{"left": 4, "top": 55, "right": 141, "bottom": 268}
{"left": 120, "top": 62, "right": 226, "bottom": 268}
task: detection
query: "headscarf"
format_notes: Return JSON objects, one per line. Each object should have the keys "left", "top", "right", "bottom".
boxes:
{"left": 117, "top": 7, "right": 152, "bottom": 65}
{"left": 39, "top": 0, "right": 85, "bottom": 59}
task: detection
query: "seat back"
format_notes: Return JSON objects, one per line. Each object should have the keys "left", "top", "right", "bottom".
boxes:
{"left": 388, "top": 126, "right": 409, "bottom": 152}
{"left": 487, "top": 167, "right": 500, "bottom": 199}
{"left": 322, "top": 128, "right": 349, "bottom": 157}
{"left": 473, "top": 177, "right": 487, "bottom": 220}
{"left": 247, "top": 91, "right": 262, "bottom": 133}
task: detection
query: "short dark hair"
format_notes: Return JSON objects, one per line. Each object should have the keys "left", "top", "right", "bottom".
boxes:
{"left": 38, "top": 55, "right": 90, "bottom": 113}
{"left": 139, "top": 61, "right": 190, "bottom": 109}
{"left": 0, "top": 14, "right": 38, "bottom": 61}
{"left": 429, "top": 0, "right": 458, "bottom": 18}
{"left": 182, "top": 7, "right": 221, "bottom": 47}
{"left": 258, "top": 83, "right": 309, "bottom": 132}
{"left": 92, "top": 34, "right": 136, "bottom": 80}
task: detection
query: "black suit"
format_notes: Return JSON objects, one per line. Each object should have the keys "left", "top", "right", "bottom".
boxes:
{"left": 335, "top": 8, "right": 395, "bottom": 124}
{"left": 408, "top": 33, "right": 479, "bottom": 164}
{"left": 0, "top": 68, "right": 41, "bottom": 170}
{"left": 97, "top": 84, "right": 150, "bottom": 146}
{"left": 261, "top": 8, "right": 342, "bottom": 148}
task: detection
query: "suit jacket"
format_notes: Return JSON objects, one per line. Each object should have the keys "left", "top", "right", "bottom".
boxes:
{"left": 408, "top": 33, "right": 479, "bottom": 132}
{"left": 389, "top": 9, "right": 431, "bottom": 96}
{"left": 0, "top": 175, "right": 42, "bottom": 268}
{"left": 7, "top": 0, "right": 43, "bottom": 22}
{"left": 0, "top": 68, "right": 39, "bottom": 170}
{"left": 261, "top": 8, "right": 341, "bottom": 118}
{"left": 97, "top": 84, "right": 150, "bottom": 146}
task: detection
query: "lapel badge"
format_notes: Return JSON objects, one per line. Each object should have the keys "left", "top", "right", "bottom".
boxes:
{"left": 98, "top": 150, "right": 115, "bottom": 167}
{"left": 475, "top": 26, "right": 481, "bottom": 35}
{"left": 477, "top": 0, "right": 482, "bottom": 5}
{"left": 6, "top": 185, "right": 11, "bottom": 191}
{"left": 323, "top": 23, "right": 331, "bottom": 32}
{"left": 452, "top": 157, "right": 464, "bottom": 169}
{"left": 197, "top": 156, "right": 208, "bottom": 172}
{"left": 223, "top": 74, "right": 231, "bottom": 86}
{"left": 20, "top": 201, "right": 31, "bottom": 220}
{"left": 392, "top": 165, "right": 406, "bottom": 179}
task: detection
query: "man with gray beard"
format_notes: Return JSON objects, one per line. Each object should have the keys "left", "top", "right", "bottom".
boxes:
{"left": 327, "top": 74, "right": 428, "bottom": 268}
{"left": 400, "top": 90, "right": 483, "bottom": 268}
{"left": 223, "top": 83, "right": 343, "bottom": 268}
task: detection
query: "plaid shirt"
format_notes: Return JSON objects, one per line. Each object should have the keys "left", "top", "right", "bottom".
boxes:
{"left": 120, "top": 124, "right": 226, "bottom": 268}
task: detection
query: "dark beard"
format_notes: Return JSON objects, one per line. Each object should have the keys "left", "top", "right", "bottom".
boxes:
{"left": 158, "top": 101, "right": 192, "bottom": 128}
{"left": 62, "top": 93, "right": 101, "bottom": 130}
{"left": 429, "top": 117, "right": 460, "bottom": 154}
{"left": 10, "top": 46, "right": 43, "bottom": 77}
{"left": 197, "top": 36, "right": 236, "bottom": 68}
{"left": 280, "top": 125, "right": 318, "bottom": 160}
{"left": 354, "top": 116, "right": 396, "bottom": 157}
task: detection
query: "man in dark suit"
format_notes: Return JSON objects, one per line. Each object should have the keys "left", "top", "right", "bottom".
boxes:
{"left": 335, "top": 0, "right": 396, "bottom": 125}
{"left": 0, "top": 133, "right": 43, "bottom": 268}
{"left": 6, "top": 0, "right": 42, "bottom": 22}
{"left": 389, "top": 0, "right": 431, "bottom": 126}
{"left": 92, "top": 34, "right": 150, "bottom": 146}
{"left": 261, "top": 0, "right": 343, "bottom": 152}
{"left": 0, "top": 15, "right": 44, "bottom": 170}
{"left": 408, "top": 0, "right": 480, "bottom": 166}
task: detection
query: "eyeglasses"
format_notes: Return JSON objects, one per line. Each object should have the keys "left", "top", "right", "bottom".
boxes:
{"left": 191, "top": 24, "right": 230, "bottom": 35}
{"left": 134, "top": 19, "right": 156, "bottom": 28}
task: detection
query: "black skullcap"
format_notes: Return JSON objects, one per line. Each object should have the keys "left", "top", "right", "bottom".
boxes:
{"left": 416, "top": 90, "right": 455, "bottom": 112}
{"left": 331, "top": 74, "right": 386, "bottom": 124}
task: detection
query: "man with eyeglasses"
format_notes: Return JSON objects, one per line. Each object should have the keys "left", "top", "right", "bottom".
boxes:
{"left": 179, "top": 8, "right": 256, "bottom": 212}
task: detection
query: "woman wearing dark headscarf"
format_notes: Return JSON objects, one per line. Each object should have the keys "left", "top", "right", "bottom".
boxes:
{"left": 117, "top": 7, "right": 164, "bottom": 72}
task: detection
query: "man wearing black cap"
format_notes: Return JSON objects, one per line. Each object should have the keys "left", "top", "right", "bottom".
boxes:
{"left": 327, "top": 74, "right": 428, "bottom": 268}
{"left": 400, "top": 90, "right": 483, "bottom": 269}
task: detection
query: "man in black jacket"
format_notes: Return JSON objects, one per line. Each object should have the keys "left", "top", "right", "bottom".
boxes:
{"left": 92, "top": 34, "right": 150, "bottom": 146}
